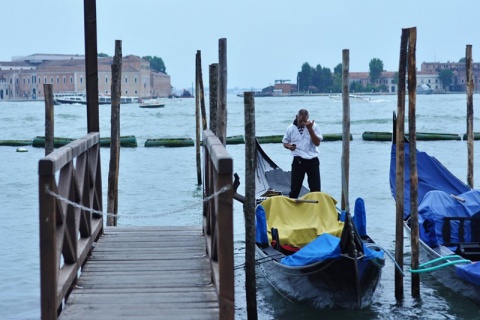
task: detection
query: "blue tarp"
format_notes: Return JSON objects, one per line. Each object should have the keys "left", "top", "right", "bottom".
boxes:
{"left": 389, "top": 142, "right": 480, "bottom": 248}
{"left": 456, "top": 262, "right": 480, "bottom": 285}
{"left": 418, "top": 190, "right": 480, "bottom": 247}
{"left": 389, "top": 143, "right": 470, "bottom": 220}
{"left": 281, "top": 233, "right": 384, "bottom": 267}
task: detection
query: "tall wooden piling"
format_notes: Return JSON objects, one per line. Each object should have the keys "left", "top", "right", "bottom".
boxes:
{"left": 244, "top": 91, "right": 258, "bottom": 320}
{"left": 43, "top": 84, "right": 54, "bottom": 156}
{"left": 217, "top": 38, "right": 228, "bottom": 146}
{"left": 195, "top": 51, "right": 202, "bottom": 185}
{"left": 395, "top": 28, "right": 409, "bottom": 300}
{"left": 466, "top": 44, "right": 474, "bottom": 188}
{"left": 107, "top": 40, "right": 122, "bottom": 227}
{"left": 341, "top": 49, "right": 350, "bottom": 213}
{"left": 84, "top": 0, "right": 100, "bottom": 133}
{"left": 209, "top": 63, "right": 219, "bottom": 135}
{"left": 407, "top": 27, "right": 420, "bottom": 297}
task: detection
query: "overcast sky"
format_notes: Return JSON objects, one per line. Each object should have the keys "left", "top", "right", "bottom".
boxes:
{"left": 2, "top": 1, "right": 479, "bottom": 90}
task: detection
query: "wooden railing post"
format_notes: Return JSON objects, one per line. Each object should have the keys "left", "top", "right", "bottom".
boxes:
{"left": 39, "top": 133, "right": 103, "bottom": 319}
{"left": 39, "top": 173, "right": 58, "bottom": 319}
{"left": 202, "top": 129, "right": 234, "bottom": 320}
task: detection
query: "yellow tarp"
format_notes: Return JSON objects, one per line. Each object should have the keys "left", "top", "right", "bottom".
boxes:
{"left": 261, "top": 192, "right": 344, "bottom": 248}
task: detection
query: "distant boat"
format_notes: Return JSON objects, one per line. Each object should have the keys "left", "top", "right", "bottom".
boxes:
{"left": 329, "top": 94, "right": 371, "bottom": 102}
{"left": 139, "top": 99, "right": 165, "bottom": 108}
{"left": 417, "top": 84, "right": 433, "bottom": 94}
{"left": 54, "top": 93, "right": 139, "bottom": 105}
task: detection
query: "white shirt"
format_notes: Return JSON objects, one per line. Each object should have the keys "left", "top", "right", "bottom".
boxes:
{"left": 282, "top": 122, "right": 323, "bottom": 159}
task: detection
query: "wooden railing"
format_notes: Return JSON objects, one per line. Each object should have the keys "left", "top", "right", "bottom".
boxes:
{"left": 203, "top": 130, "right": 234, "bottom": 320}
{"left": 38, "top": 132, "right": 104, "bottom": 319}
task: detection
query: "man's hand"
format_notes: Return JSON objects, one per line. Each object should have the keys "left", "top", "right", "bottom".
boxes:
{"left": 305, "top": 120, "right": 315, "bottom": 130}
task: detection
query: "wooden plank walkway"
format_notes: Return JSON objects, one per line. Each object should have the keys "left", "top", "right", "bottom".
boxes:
{"left": 59, "top": 226, "right": 219, "bottom": 320}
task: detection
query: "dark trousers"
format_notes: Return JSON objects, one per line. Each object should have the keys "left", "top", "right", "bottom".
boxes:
{"left": 289, "top": 156, "right": 321, "bottom": 198}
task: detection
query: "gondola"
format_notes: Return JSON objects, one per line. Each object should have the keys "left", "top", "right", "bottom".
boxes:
{"left": 235, "top": 140, "right": 385, "bottom": 309}
{"left": 389, "top": 113, "right": 480, "bottom": 305}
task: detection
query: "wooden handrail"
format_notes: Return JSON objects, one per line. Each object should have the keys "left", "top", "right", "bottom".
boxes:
{"left": 39, "top": 132, "right": 104, "bottom": 319}
{"left": 202, "top": 129, "right": 234, "bottom": 320}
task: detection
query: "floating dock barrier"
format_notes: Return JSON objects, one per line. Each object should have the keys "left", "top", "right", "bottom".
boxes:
{"left": 32, "top": 136, "right": 138, "bottom": 148}
{"left": 145, "top": 138, "right": 194, "bottom": 147}
{"left": 99, "top": 135, "right": 138, "bottom": 147}
{"left": 0, "top": 139, "right": 33, "bottom": 147}
{"left": 362, "top": 132, "right": 461, "bottom": 141}
{"left": 462, "top": 133, "right": 480, "bottom": 140}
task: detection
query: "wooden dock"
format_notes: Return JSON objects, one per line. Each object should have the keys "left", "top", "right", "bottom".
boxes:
{"left": 39, "top": 131, "right": 234, "bottom": 319}
{"left": 58, "top": 227, "right": 219, "bottom": 320}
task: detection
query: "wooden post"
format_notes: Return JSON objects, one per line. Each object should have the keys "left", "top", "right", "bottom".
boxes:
{"left": 466, "top": 44, "right": 474, "bottom": 188}
{"left": 341, "top": 49, "right": 350, "bottom": 213}
{"left": 244, "top": 91, "right": 258, "bottom": 320}
{"left": 209, "top": 63, "right": 219, "bottom": 135}
{"left": 44, "top": 84, "right": 54, "bottom": 156}
{"left": 84, "top": 0, "right": 100, "bottom": 133}
{"left": 195, "top": 51, "right": 202, "bottom": 185}
{"left": 407, "top": 27, "right": 420, "bottom": 298}
{"left": 39, "top": 173, "right": 58, "bottom": 320}
{"left": 107, "top": 40, "right": 122, "bottom": 227}
{"left": 217, "top": 38, "right": 228, "bottom": 146}
{"left": 395, "top": 28, "right": 409, "bottom": 300}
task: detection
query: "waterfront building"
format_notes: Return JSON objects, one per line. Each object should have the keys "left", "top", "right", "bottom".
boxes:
{"left": 0, "top": 54, "right": 171, "bottom": 100}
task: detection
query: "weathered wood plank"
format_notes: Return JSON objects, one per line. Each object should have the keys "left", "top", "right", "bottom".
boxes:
{"left": 60, "top": 227, "right": 219, "bottom": 320}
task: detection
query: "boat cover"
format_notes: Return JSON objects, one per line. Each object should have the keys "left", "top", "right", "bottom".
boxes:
{"left": 280, "top": 233, "right": 384, "bottom": 267}
{"left": 456, "top": 262, "right": 480, "bottom": 285}
{"left": 418, "top": 189, "right": 480, "bottom": 247}
{"left": 389, "top": 143, "right": 471, "bottom": 220}
{"left": 256, "top": 192, "right": 344, "bottom": 248}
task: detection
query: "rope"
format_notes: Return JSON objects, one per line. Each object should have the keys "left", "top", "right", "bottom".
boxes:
{"left": 44, "top": 184, "right": 231, "bottom": 220}
{"left": 408, "top": 254, "right": 471, "bottom": 273}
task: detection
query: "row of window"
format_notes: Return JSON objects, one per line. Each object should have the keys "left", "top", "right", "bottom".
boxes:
{"left": 6, "top": 75, "right": 139, "bottom": 85}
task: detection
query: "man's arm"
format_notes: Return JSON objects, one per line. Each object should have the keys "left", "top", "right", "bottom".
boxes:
{"left": 306, "top": 121, "right": 321, "bottom": 146}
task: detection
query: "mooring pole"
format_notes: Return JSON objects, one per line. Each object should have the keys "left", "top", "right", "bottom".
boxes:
{"left": 407, "top": 27, "right": 420, "bottom": 298}
{"left": 83, "top": 0, "right": 99, "bottom": 133}
{"left": 466, "top": 44, "right": 474, "bottom": 188}
{"left": 195, "top": 51, "right": 202, "bottom": 185}
{"left": 244, "top": 91, "right": 258, "bottom": 320}
{"left": 107, "top": 40, "right": 122, "bottom": 227}
{"left": 43, "top": 84, "right": 54, "bottom": 156}
{"left": 209, "top": 63, "right": 218, "bottom": 135}
{"left": 395, "top": 27, "right": 409, "bottom": 301}
{"left": 217, "top": 38, "right": 227, "bottom": 146}
{"left": 341, "top": 49, "right": 351, "bottom": 213}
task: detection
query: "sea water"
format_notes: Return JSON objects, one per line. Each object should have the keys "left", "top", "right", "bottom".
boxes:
{"left": 1, "top": 93, "right": 480, "bottom": 319}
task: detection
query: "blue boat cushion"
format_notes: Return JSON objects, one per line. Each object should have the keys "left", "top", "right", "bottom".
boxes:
{"left": 255, "top": 205, "right": 269, "bottom": 246}
{"left": 353, "top": 197, "right": 367, "bottom": 237}
{"left": 456, "top": 262, "right": 480, "bottom": 285}
{"left": 281, "top": 233, "right": 341, "bottom": 266}
{"left": 281, "top": 233, "right": 384, "bottom": 267}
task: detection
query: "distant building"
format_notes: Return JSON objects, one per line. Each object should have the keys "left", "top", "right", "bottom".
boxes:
{"left": 0, "top": 53, "right": 171, "bottom": 100}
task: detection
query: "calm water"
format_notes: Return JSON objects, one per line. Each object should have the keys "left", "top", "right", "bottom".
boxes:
{"left": 1, "top": 94, "right": 480, "bottom": 319}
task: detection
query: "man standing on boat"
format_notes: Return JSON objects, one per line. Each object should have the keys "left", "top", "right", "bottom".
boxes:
{"left": 282, "top": 109, "right": 323, "bottom": 198}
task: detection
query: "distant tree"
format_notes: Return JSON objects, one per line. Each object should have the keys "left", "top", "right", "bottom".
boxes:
{"left": 438, "top": 69, "right": 453, "bottom": 87}
{"left": 298, "top": 62, "right": 313, "bottom": 92}
{"left": 331, "top": 63, "right": 343, "bottom": 92}
{"left": 369, "top": 58, "right": 384, "bottom": 84}
{"left": 311, "top": 64, "right": 333, "bottom": 93}
{"left": 98, "top": 52, "right": 109, "bottom": 57}
{"left": 142, "top": 55, "right": 167, "bottom": 73}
